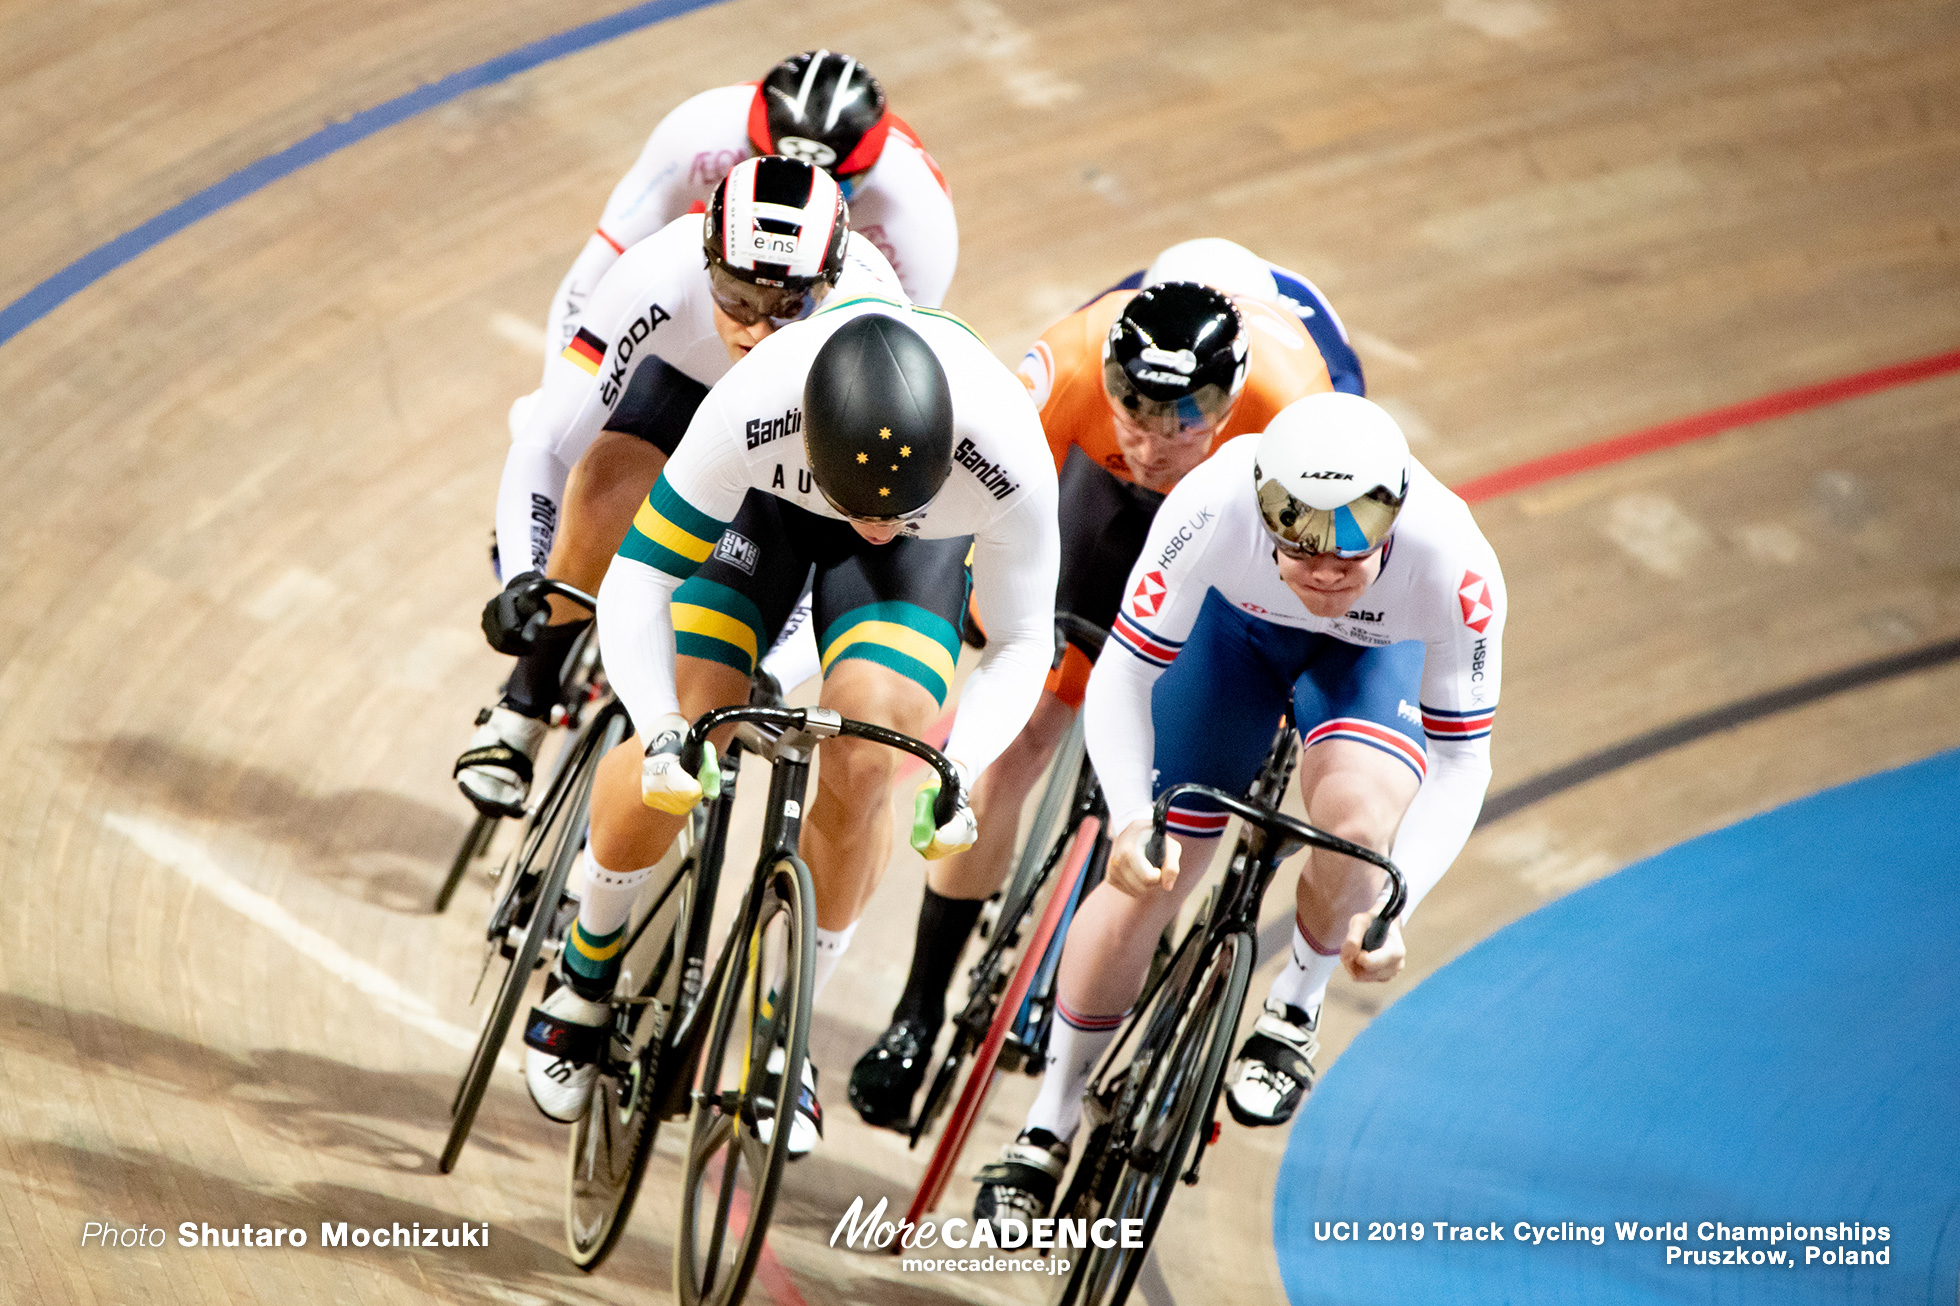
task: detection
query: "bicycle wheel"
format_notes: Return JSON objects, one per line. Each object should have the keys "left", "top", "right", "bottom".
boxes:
{"left": 434, "top": 810, "right": 498, "bottom": 914}
{"left": 566, "top": 834, "right": 695, "bottom": 1270}
{"left": 1054, "top": 930, "right": 1253, "bottom": 1306}
{"left": 675, "top": 855, "right": 816, "bottom": 1306}
{"left": 905, "top": 814, "right": 1104, "bottom": 1226}
{"left": 907, "top": 716, "right": 1092, "bottom": 1148}
{"left": 440, "top": 702, "right": 627, "bottom": 1174}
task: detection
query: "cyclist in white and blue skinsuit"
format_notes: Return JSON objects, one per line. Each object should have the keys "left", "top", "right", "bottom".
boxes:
{"left": 1125, "top": 237, "right": 1365, "bottom": 396}
{"left": 974, "top": 393, "right": 1506, "bottom": 1233}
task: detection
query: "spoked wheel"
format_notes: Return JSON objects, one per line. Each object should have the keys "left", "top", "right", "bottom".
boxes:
{"left": 434, "top": 810, "right": 498, "bottom": 913}
{"left": 440, "top": 704, "right": 627, "bottom": 1174}
{"left": 566, "top": 855, "right": 693, "bottom": 1271}
{"left": 1054, "top": 931, "right": 1252, "bottom": 1306}
{"left": 675, "top": 857, "right": 815, "bottom": 1306}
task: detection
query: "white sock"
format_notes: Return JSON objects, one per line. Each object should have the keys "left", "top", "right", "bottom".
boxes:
{"left": 1267, "top": 917, "right": 1339, "bottom": 1018}
{"left": 812, "top": 922, "right": 857, "bottom": 1001}
{"left": 578, "top": 845, "right": 650, "bottom": 937}
{"left": 1024, "top": 1001, "right": 1127, "bottom": 1143}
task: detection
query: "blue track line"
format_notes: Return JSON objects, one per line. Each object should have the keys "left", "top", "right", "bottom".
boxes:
{"left": 0, "top": 0, "right": 730, "bottom": 349}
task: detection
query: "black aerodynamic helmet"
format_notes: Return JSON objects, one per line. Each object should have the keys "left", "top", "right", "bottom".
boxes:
{"left": 1102, "top": 282, "right": 1249, "bottom": 438}
{"left": 748, "top": 50, "right": 891, "bottom": 178}
{"left": 803, "top": 314, "right": 954, "bottom": 521}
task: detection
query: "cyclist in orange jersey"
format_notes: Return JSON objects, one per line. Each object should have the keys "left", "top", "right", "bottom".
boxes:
{"left": 849, "top": 238, "right": 1366, "bottom": 1127}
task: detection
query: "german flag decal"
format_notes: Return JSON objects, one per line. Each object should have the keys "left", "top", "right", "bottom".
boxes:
{"left": 562, "top": 327, "right": 606, "bottom": 376}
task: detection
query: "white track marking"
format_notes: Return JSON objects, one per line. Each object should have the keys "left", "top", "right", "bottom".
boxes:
{"left": 1351, "top": 328, "right": 1424, "bottom": 371}
{"left": 489, "top": 311, "right": 548, "bottom": 355}
{"left": 1443, "top": 0, "right": 1552, "bottom": 40}
{"left": 957, "top": 0, "right": 1081, "bottom": 108}
{"left": 104, "top": 812, "right": 516, "bottom": 1070}
{"left": 1600, "top": 493, "right": 1712, "bottom": 577}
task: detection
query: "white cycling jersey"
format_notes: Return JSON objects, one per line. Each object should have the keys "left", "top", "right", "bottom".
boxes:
{"left": 544, "top": 83, "right": 958, "bottom": 363}
{"left": 495, "top": 215, "right": 903, "bottom": 582}
{"left": 598, "top": 296, "right": 1059, "bottom": 779}
{"left": 1084, "top": 434, "right": 1506, "bottom": 914}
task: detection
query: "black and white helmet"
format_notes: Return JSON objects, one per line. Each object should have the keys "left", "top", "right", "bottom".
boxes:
{"left": 703, "top": 156, "right": 849, "bottom": 324}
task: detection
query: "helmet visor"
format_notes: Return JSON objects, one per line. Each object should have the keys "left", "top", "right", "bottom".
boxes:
{"left": 1103, "top": 358, "right": 1236, "bottom": 439}
{"left": 812, "top": 476, "right": 935, "bottom": 525}
{"left": 1257, "top": 480, "right": 1403, "bottom": 559}
{"left": 709, "top": 263, "right": 830, "bottom": 326}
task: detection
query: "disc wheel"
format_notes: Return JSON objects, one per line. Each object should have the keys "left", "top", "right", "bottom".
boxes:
{"left": 674, "top": 857, "right": 814, "bottom": 1306}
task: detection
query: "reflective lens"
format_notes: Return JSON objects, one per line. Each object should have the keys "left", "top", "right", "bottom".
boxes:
{"left": 1103, "top": 359, "right": 1235, "bottom": 439}
{"left": 709, "top": 264, "right": 828, "bottom": 326}
{"left": 1257, "top": 480, "right": 1402, "bottom": 559}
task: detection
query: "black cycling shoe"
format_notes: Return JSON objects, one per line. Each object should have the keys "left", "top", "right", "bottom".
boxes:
{"left": 974, "top": 1128, "right": 1068, "bottom": 1240}
{"left": 848, "top": 1017, "right": 936, "bottom": 1130}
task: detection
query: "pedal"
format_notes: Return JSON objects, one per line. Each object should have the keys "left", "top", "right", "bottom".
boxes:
{"left": 976, "top": 892, "right": 1002, "bottom": 940}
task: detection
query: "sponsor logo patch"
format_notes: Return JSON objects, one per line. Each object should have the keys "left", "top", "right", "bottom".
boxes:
{"left": 953, "top": 437, "right": 1019, "bottom": 500}
{"left": 714, "top": 529, "right": 759, "bottom": 575}
{"left": 1131, "top": 570, "right": 1166, "bottom": 618}
{"left": 746, "top": 407, "right": 803, "bottom": 450}
{"left": 598, "top": 302, "right": 673, "bottom": 406}
{"left": 1459, "top": 570, "right": 1495, "bottom": 633}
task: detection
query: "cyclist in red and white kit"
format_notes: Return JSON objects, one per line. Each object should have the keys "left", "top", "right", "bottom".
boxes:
{"left": 541, "top": 48, "right": 957, "bottom": 370}
{"left": 974, "top": 393, "right": 1506, "bottom": 1232}
{"left": 456, "top": 157, "right": 904, "bottom": 815}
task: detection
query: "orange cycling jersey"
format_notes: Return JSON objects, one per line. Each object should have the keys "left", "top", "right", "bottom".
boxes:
{"left": 1017, "top": 289, "right": 1336, "bottom": 703}
{"left": 1018, "top": 290, "right": 1334, "bottom": 485}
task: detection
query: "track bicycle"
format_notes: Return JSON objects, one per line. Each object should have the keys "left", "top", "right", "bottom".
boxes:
{"left": 434, "top": 598, "right": 607, "bottom": 913}
{"left": 440, "top": 581, "right": 631, "bottom": 1173}
{"left": 901, "top": 614, "right": 1112, "bottom": 1226}
{"left": 540, "top": 695, "right": 963, "bottom": 1297}
{"left": 1048, "top": 706, "right": 1407, "bottom": 1306}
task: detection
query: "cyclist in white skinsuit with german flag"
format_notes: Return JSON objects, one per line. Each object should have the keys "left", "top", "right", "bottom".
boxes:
{"left": 542, "top": 47, "right": 957, "bottom": 369}
{"left": 519, "top": 290, "right": 1061, "bottom": 1151}
{"left": 456, "top": 157, "right": 907, "bottom": 817}
{"left": 974, "top": 393, "right": 1506, "bottom": 1233}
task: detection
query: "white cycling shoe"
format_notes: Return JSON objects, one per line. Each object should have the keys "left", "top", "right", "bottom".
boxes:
{"left": 522, "top": 978, "right": 609, "bottom": 1123}
{"left": 455, "top": 705, "right": 547, "bottom": 817}
{"left": 751, "top": 1047, "right": 822, "bottom": 1159}
{"left": 1224, "top": 1000, "right": 1320, "bottom": 1127}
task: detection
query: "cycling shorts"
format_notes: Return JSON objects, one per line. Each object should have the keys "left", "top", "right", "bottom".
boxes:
{"left": 1149, "top": 589, "right": 1426, "bottom": 838}
{"left": 671, "top": 490, "right": 973, "bottom": 704}
{"left": 1044, "top": 445, "right": 1165, "bottom": 707}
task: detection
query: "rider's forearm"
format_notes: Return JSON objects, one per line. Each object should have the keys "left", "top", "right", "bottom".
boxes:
{"left": 943, "top": 617, "right": 1048, "bottom": 781}
{"left": 495, "top": 443, "right": 572, "bottom": 584}
{"left": 1390, "top": 735, "right": 1492, "bottom": 918}
{"left": 1081, "top": 646, "right": 1163, "bottom": 835}
{"left": 596, "top": 553, "right": 686, "bottom": 733}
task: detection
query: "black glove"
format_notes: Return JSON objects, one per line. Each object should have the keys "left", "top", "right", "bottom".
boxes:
{"left": 481, "top": 571, "right": 553, "bottom": 654}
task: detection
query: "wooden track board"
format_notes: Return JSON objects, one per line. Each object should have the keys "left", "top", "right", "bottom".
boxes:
{"left": 1, "top": 0, "right": 1956, "bottom": 1301}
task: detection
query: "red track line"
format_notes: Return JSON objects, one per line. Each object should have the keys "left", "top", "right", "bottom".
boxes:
{"left": 1451, "top": 346, "right": 1960, "bottom": 504}
{"left": 756, "top": 1240, "right": 809, "bottom": 1306}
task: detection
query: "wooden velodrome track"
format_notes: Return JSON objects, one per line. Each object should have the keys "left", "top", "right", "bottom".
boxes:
{"left": 4, "top": 0, "right": 1958, "bottom": 1301}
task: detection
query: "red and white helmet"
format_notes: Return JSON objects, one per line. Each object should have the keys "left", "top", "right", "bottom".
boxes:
{"left": 747, "top": 51, "right": 891, "bottom": 178}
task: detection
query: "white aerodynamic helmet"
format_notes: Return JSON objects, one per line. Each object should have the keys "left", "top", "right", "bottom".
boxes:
{"left": 1252, "top": 393, "right": 1411, "bottom": 558}
{"left": 1143, "top": 238, "right": 1280, "bottom": 308}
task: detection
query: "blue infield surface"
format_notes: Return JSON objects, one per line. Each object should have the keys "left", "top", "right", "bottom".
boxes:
{"left": 1276, "top": 748, "right": 1960, "bottom": 1305}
